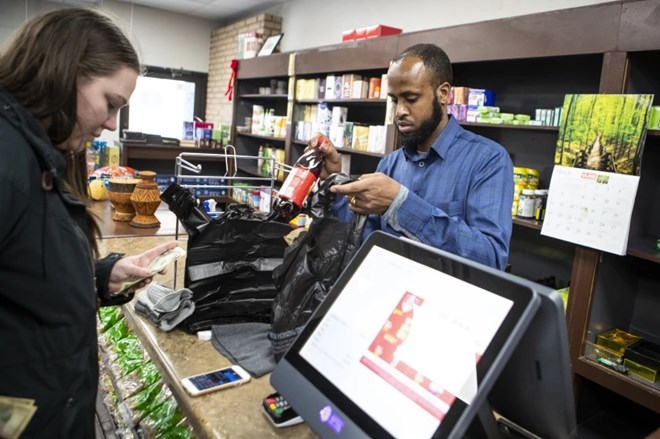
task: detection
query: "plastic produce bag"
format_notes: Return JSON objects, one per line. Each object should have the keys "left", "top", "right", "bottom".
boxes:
{"left": 99, "top": 318, "right": 131, "bottom": 351}
{"left": 98, "top": 306, "right": 122, "bottom": 333}
{"left": 138, "top": 397, "right": 186, "bottom": 438}
{"left": 269, "top": 173, "right": 367, "bottom": 360}
{"left": 178, "top": 203, "right": 292, "bottom": 332}
{"left": 115, "top": 361, "right": 162, "bottom": 401}
{"left": 110, "top": 336, "right": 148, "bottom": 378}
{"left": 123, "top": 380, "right": 172, "bottom": 425}
{"left": 154, "top": 422, "right": 195, "bottom": 439}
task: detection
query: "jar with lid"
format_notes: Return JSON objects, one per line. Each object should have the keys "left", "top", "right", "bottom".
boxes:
{"left": 517, "top": 189, "right": 537, "bottom": 219}
{"left": 534, "top": 189, "right": 549, "bottom": 221}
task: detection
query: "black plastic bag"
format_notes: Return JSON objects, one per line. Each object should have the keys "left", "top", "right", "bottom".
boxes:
{"left": 160, "top": 183, "right": 211, "bottom": 239}
{"left": 161, "top": 184, "right": 291, "bottom": 332}
{"left": 269, "top": 174, "right": 367, "bottom": 360}
{"left": 184, "top": 204, "right": 291, "bottom": 332}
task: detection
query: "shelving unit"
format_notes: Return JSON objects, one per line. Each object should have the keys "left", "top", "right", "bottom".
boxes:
{"left": 230, "top": 0, "right": 660, "bottom": 420}
{"left": 231, "top": 52, "right": 289, "bottom": 180}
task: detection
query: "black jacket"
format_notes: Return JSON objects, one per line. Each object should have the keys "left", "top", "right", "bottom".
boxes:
{"left": 0, "top": 87, "right": 130, "bottom": 437}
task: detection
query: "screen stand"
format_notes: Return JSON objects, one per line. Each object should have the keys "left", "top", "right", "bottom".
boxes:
{"left": 465, "top": 401, "right": 507, "bottom": 439}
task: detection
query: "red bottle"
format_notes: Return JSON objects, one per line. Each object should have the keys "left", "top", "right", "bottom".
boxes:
{"left": 268, "top": 146, "right": 324, "bottom": 222}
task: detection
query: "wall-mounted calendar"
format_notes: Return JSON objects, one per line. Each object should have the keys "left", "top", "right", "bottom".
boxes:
{"left": 541, "top": 94, "right": 653, "bottom": 255}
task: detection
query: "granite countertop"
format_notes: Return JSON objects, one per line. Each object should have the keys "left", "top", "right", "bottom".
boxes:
{"left": 98, "top": 234, "right": 316, "bottom": 439}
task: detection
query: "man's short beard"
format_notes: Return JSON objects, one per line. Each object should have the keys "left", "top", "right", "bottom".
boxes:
{"left": 398, "top": 96, "right": 443, "bottom": 149}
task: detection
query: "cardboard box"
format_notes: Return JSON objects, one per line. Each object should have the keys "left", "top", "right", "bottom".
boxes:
{"left": 343, "top": 25, "right": 402, "bottom": 42}
{"left": 368, "top": 77, "right": 381, "bottom": 99}
{"left": 325, "top": 75, "right": 337, "bottom": 99}
{"left": 596, "top": 328, "right": 641, "bottom": 355}
{"left": 343, "top": 122, "right": 354, "bottom": 148}
{"left": 351, "top": 79, "right": 368, "bottom": 99}
{"left": 331, "top": 106, "right": 348, "bottom": 126}
{"left": 329, "top": 125, "right": 345, "bottom": 148}
{"left": 626, "top": 339, "right": 660, "bottom": 379}
{"left": 342, "top": 74, "right": 362, "bottom": 99}
{"left": 452, "top": 87, "right": 469, "bottom": 105}
{"left": 341, "top": 29, "right": 356, "bottom": 42}
{"left": 351, "top": 125, "right": 369, "bottom": 151}
{"left": 466, "top": 88, "right": 496, "bottom": 122}
{"left": 380, "top": 73, "right": 389, "bottom": 99}
{"left": 365, "top": 25, "right": 402, "bottom": 38}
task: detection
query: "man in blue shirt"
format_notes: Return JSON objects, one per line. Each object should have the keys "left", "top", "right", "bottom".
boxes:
{"left": 310, "top": 43, "right": 513, "bottom": 270}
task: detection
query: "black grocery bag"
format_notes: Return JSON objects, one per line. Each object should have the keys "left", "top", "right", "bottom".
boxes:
{"left": 161, "top": 185, "right": 291, "bottom": 332}
{"left": 269, "top": 174, "right": 367, "bottom": 360}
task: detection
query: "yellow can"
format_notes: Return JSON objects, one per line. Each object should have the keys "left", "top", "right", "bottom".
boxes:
{"left": 513, "top": 183, "right": 526, "bottom": 201}
{"left": 525, "top": 168, "right": 540, "bottom": 189}
{"left": 513, "top": 167, "right": 528, "bottom": 187}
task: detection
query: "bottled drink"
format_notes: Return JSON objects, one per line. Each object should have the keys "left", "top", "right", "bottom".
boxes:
{"left": 268, "top": 147, "right": 324, "bottom": 222}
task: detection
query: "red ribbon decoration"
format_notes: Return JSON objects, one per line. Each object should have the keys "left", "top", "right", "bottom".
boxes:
{"left": 225, "top": 59, "right": 239, "bottom": 101}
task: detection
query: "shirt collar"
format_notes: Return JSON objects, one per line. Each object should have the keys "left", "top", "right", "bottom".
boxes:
{"left": 403, "top": 115, "right": 461, "bottom": 161}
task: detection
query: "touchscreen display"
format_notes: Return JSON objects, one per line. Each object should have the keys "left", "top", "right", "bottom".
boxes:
{"left": 300, "top": 246, "right": 513, "bottom": 439}
{"left": 189, "top": 368, "right": 241, "bottom": 390}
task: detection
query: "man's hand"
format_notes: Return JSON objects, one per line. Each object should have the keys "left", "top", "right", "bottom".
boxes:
{"left": 306, "top": 132, "right": 341, "bottom": 179}
{"left": 108, "top": 240, "right": 179, "bottom": 294}
{"left": 331, "top": 173, "right": 401, "bottom": 215}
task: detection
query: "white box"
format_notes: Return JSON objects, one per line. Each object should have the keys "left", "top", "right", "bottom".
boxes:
{"left": 331, "top": 106, "right": 348, "bottom": 125}
{"left": 329, "top": 125, "right": 345, "bottom": 148}
{"left": 325, "top": 75, "right": 336, "bottom": 100}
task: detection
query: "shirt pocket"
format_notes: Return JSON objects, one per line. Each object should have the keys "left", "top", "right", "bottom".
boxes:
{"left": 438, "top": 200, "right": 464, "bottom": 219}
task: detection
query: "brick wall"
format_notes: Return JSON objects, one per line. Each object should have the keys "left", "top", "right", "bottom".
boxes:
{"left": 206, "top": 14, "right": 282, "bottom": 128}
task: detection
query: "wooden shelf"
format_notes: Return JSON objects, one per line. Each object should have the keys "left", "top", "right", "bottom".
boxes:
{"left": 291, "top": 139, "right": 384, "bottom": 158}
{"left": 335, "top": 147, "right": 384, "bottom": 158}
{"left": 296, "top": 98, "right": 387, "bottom": 105}
{"left": 238, "top": 94, "right": 288, "bottom": 100}
{"left": 512, "top": 217, "right": 543, "bottom": 230}
{"left": 461, "top": 122, "right": 559, "bottom": 132}
{"left": 236, "top": 52, "right": 289, "bottom": 78}
{"left": 626, "top": 235, "right": 660, "bottom": 263}
{"left": 575, "top": 356, "right": 660, "bottom": 414}
{"left": 236, "top": 132, "right": 286, "bottom": 143}
{"left": 236, "top": 163, "right": 282, "bottom": 183}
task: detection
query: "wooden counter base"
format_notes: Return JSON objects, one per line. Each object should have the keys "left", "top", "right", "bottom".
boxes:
{"left": 98, "top": 236, "right": 316, "bottom": 438}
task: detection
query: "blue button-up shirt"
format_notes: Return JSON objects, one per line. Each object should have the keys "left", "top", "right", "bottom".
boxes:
{"left": 336, "top": 116, "right": 513, "bottom": 270}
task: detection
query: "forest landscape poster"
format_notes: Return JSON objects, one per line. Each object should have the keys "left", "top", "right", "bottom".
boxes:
{"left": 541, "top": 94, "right": 653, "bottom": 255}
{"left": 554, "top": 94, "right": 653, "bottom": 175}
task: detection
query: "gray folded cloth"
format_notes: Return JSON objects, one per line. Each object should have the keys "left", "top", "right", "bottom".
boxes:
{"left": 211, "top": 323, "right": 276, "bottom": 378}
{"left": 134, "top": 283, "right": 195, "bottom": 331}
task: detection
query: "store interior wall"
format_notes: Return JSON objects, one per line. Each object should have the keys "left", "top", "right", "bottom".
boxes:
{"left": 0, "top": 0, "right": 615, "bottom": 144}
{"left": 0, "top": 0, "right": 218, "bottom": 73}
{"left": 2, "top": 0, "right": 616, "bottom": 73}
{"left": 0, "top": 0, "right": 218, "bottom": 145}
{"left": 265, "top": 0, "right": 614, "bottom": 52}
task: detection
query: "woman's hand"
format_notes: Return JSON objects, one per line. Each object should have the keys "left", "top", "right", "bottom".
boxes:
{"left": 108, "top": 240, "right": 179, "bottom": 294}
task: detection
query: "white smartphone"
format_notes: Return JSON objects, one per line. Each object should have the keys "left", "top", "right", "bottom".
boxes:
{"left": 181, "top": 365, "right": 251, "bottom": 396}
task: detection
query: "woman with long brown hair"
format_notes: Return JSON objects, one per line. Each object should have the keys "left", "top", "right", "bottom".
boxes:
{"left": 0, "top": 7, "right": 176, "bottom": 436}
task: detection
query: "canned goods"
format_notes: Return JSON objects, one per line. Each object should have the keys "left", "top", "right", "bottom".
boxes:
{"left": 513, "top": 167, "right": 528, "bottom": 187}
{"left": 525, "top": 168, "right": 540, "bottom": 189}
